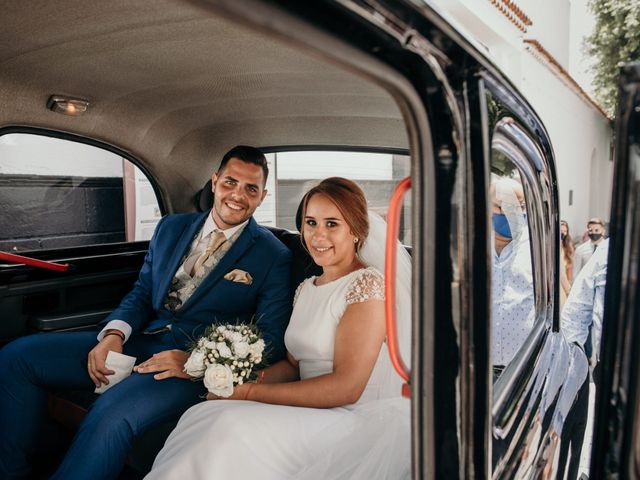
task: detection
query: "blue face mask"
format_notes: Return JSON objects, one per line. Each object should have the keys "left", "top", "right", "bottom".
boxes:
{"left": 492, "top": 213, "right": 512, "bottom": 238}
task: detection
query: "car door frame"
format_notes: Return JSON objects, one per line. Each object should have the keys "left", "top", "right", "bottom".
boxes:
{"left": 591, "top": 62, "right": 640, "bottom": 479}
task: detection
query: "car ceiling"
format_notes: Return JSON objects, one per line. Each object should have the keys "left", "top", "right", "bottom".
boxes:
{"left": 0, "top": 0, "right": 408, "bottom": 211}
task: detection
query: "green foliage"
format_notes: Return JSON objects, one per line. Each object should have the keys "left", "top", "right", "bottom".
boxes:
{"left": 586, "top": 0, "right": 640, "bottom": 116}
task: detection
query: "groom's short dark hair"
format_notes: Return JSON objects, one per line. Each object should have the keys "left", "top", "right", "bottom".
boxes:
{"left": 217, "top": 145, "right": 269, "bottom": 185}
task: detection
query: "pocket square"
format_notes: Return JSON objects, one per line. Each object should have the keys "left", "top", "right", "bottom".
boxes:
{"left": 224, "top": 269, "right": 253, "bottom": 285}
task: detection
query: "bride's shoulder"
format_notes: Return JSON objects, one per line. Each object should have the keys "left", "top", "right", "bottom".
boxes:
{"left": 345, "top": 267, "right": 385, "bottom": 305}
{"left": 292, "top": 276, "right": 315, "bottom": 306}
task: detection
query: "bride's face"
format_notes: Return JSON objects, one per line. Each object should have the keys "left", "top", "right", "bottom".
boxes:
{"left": 303, "top": 194, "right": 357, "bottom": 271}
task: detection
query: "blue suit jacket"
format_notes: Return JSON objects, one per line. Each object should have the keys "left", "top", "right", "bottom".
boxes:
{"left": 103, "top": 212, "right": 292, "bottom": 361}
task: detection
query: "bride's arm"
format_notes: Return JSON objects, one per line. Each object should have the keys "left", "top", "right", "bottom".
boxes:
{"left": 219, "top": 298, "right": 386, "bottom": 408}
{"left": 258, "top": 353, "right": 300, "bottom": 384}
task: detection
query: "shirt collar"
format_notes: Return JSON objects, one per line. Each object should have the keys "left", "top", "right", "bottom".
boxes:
{"left": 203, "top": 212, "right": 249, "bottom": 240}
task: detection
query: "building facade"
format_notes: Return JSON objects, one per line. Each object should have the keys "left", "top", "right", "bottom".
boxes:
{"left": 429, "top": 0, "right": 613, "bottom": 238}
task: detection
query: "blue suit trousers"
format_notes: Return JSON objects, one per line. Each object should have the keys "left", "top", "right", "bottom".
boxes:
{"left": 0, "top": 330, "right": 206, "bottom": 480}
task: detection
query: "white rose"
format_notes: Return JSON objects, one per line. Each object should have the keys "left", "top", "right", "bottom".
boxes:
{"left": 204, "top": 340, "right": 218, "bottom": 350}
{"left": 216, "top": 342, "right": 232, "bottom": 358}
{"left": 233, "top": 341, "right": 250, "bottom": 359}
{"left": 224, "top": 331, "right": 243, "bottom": 343}
{"left": 203, "top": 364, "right": 235, "bottom": 398}
{"left": 248, "top": 339, "right": 265, "bottom": 358}
{"left": 197, "top": 338, "right": 206, "bottom": 347}
{"left": 216, "top": 325, "right": 226, "bottom": 332}
{"left": 183, "top": 350, "right": 206, "bottom": 377}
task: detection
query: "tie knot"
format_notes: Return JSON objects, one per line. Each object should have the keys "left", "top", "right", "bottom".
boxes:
{"left": 207, "top": 229, "right": 227, "bottom": 250}
{"left": 206, "top": 230, "right": 226, "bottom": 254}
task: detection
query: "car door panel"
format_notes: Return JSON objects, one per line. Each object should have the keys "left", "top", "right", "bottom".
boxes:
{"left": 0, "top": 243, "right": 148, "bottom": 343}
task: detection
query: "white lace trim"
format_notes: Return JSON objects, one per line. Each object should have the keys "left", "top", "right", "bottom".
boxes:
{"left": 346, "top": 268, "right": 385, "bottom": 305}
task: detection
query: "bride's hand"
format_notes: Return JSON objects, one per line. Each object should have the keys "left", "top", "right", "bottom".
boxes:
{"left": 207, "top": 382, "right": 253, "bottom": 401}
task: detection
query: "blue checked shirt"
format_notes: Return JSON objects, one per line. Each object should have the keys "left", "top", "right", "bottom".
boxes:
{"left": 492, "top": 234, "right": 536, "bottom": 366}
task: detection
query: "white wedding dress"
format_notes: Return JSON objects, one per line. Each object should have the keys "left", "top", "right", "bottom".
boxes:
{"left": 146, "top": 267, "right": 411, "bottom": 480}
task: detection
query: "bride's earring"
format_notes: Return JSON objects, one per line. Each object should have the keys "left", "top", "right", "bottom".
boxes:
{"left": 353, "top": 238, "right": 358, "bottom": 243}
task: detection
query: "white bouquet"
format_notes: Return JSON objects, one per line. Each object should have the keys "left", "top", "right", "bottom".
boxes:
{"left": 184, "top": 323, "right": 266, "bottom": 397}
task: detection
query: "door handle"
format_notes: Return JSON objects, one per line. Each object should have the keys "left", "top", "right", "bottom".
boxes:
{"left": 0, "top": 251, "right": 69, "bottom": 272}
{"left": 385, "top": 176, "right": 411, "bottom": 397}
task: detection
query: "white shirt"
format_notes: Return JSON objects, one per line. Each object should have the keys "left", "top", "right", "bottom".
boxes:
{"left": 573, "top": 240, "right": 601, "bottom": 279}
{"left": 561, "top": 238, "right": 609, "bottom": 361}
{"left": 491, "top": 234, "right": 536, "bottom": 366}
{"left": 98, "top": 214, "right": 249, "bottom": 343}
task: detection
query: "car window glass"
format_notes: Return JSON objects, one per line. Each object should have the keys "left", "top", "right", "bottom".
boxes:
{"left": 0, "top": 133, "right": 162, "bottom": 252}
{"left": 254, "top": 151, "right": 411, "bottom": 245}
{"left": 490, "top": 153, "right": 536, "bottom": 382}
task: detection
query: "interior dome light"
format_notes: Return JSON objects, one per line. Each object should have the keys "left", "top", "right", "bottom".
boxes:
{"left": 47, "top": 95, "right": 89, "bottom": 116}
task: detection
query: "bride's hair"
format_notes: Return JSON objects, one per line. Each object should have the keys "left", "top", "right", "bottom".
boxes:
{"left": 300, "top": 177, "right": 369, "bottom": 253}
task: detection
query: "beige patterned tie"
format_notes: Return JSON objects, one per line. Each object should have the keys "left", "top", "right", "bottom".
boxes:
{"left": 191, "top": 230, "right": 227, "bottom": 277}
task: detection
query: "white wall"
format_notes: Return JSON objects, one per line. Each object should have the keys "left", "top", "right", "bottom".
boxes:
{"left": 520, "top": 57, "right": 612, "bottom": 232}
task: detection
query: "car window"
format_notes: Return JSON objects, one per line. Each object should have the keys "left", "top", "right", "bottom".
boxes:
{"left": 0, "top": 133, "right": 162, "bottom": 252}
{"left": 254, "top": 151, "right": 412, "bottom": 245}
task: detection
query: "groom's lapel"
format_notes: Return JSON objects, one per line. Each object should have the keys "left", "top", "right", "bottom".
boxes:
{"left": 156, "top": 212, "right": 209, "bottom": 301}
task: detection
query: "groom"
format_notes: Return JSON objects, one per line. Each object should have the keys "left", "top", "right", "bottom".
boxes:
{"left": 0, "top": 145, "right": 292, "bottom": 479}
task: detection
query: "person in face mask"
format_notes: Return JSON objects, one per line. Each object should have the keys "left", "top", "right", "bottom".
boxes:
{"left": 490, "top": 177, "right": 535, "bottom": 380}
{"left": 573, "top": 217, "right": 606, "bottom": 279}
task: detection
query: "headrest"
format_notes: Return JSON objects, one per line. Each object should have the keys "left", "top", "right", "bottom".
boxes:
{"left": 196, "top": 179, "right": 214, "bottom": 212}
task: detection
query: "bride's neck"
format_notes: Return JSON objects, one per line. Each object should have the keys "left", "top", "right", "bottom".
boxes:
{"left": 317, "top": 258, "right": 365, "bottom": 285}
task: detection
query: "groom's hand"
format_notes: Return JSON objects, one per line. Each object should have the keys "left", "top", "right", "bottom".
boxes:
{"left": 87, "top": 333, "right": 123, "bottom": 387}
{"left": 134, "top": 350, "right": 191, "bottom": 380}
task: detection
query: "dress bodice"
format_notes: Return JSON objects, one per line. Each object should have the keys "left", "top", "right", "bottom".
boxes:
{"left": 284, "top": 267, "right": 398, "bottom": 404}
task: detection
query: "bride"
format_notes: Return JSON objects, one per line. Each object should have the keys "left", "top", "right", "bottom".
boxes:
{"left": 146, "top": 177, "right": 412, "bottom": 479}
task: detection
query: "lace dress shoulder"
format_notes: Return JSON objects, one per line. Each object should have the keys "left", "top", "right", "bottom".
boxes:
{"left": 345, "top": 267, "right": 385, "bottom": 305}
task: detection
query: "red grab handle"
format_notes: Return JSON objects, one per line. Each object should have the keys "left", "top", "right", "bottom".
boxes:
{"left": 0, "top": 251, "right": 69, "bottom": 272}
{"left": 385, "top": 176, "right": 411, "bottom": 393}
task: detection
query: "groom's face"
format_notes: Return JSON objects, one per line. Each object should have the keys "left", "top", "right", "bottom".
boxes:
{"left": 211, "top": 158, "right": 267, "bottom": 229}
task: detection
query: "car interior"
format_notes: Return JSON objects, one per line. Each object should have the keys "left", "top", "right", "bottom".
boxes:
{"left": 0, "top": 1, "right": 416, "bottom": 477}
